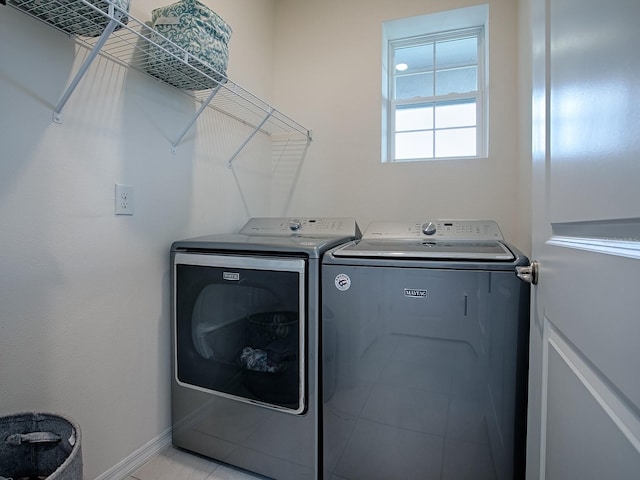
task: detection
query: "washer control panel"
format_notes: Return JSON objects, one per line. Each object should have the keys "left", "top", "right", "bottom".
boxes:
{"left": 240, "top": 217, "right": 360, "bottom": 236}
{"left": 363, "top": 220, "right": 504, "bottom": 241}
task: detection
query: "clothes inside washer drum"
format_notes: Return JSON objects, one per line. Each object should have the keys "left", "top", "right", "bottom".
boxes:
{"left": 240, "top": 347, "right": 282, "bottom": 373}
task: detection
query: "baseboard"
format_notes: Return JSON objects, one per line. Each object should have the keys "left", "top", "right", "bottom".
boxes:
{"left": 94, "top": 427, "right": 172, "bottom": 480}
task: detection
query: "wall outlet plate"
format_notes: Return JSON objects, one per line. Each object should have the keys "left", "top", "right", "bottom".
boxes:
{"left": 115, "top": 184, "right": 134, "bottom": 215}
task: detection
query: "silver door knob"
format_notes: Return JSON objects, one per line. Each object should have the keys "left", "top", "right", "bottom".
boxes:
{"left": 516, "top": 261, "right": 539, "bottom": 285}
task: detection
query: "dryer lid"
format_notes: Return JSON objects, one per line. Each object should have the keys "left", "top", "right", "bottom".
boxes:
{"left": 239, "top": 217, "right": 361, "bottom": 237}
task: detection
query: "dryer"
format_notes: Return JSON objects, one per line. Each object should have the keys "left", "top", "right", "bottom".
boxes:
{"left": 321, "top": 220, "right": 529, "bottom": 480}
{"left": 171, "top": 217, "right": 360, "bottom": 480}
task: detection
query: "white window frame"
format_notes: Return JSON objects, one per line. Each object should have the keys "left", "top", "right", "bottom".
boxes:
{"left": 382, "top": 5, "right": 489, "bottom": 163}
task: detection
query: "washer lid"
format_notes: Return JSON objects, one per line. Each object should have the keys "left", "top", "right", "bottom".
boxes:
{"left": 332, "top": 239, "right": 515, "bottom": 261}
{"left": 332, "top": 220, "right": 514, "bottom": 261}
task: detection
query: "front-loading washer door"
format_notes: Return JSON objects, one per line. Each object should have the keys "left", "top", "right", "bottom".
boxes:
{"left": 173, "top": 252, "right": 307, "bottom": 414}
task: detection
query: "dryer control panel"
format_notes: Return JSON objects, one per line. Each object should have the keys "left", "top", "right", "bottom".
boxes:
{"left": 363, "top": 220, "right": 504, "bottom": 241}
{"left": 240, "top": 217, "right": 361, "bottom": 237}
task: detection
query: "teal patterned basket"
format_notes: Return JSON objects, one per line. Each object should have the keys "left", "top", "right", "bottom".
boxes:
{"left": 145, "top": 0, "right": 232, "bottom": 90}
{"left": 12, "top": 0, "right": 130, "bottom": 37}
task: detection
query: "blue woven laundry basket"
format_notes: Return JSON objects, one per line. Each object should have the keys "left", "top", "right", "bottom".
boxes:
{"left": 0, "top": 412, "right": 82, "bottom": 480}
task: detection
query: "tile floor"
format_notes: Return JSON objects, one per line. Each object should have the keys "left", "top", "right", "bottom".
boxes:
{"left": 128, "top": 446, "right": 267, "bottom": 480}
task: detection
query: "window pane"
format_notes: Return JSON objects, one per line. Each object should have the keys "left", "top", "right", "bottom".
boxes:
{"left": 384, "top": 16, "right": 486, "bottom": 163}
{"left": 396, "top": 131, "right": 434, "bottom": 160}
{"left": 394, "top": 43, "right": 434, "bottom": 73}
{"left": 435, "top": 101, "right": 476, "bottom": 128}
{"left": 436, "top": 37, "right": 477, "bottom": 69}
{"left": 396, "top": 72, "right": 434, "bottom": 99}
{"left": 435, "top": 66, "right": 477, "bottom": 95}
{"left": 396, "top": 105, "right": 434, "bottom": 131}
{"left": 435, "top": 127, "right": 476, "bottom": 157}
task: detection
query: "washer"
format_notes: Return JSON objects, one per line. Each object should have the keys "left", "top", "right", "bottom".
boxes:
{"left": 321, "top": 220, "right": 529, "bottom": 480}
{"left": 171, "top": 217, "right": 360, "bottom": 480}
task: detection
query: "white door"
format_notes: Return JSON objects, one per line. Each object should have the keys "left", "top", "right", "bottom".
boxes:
{"left": 526, "top": 0, "right": 640, "bottom": 478}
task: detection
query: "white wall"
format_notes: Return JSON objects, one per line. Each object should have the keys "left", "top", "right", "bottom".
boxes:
{"left": 0, "top": 1, "right": 275, "bottom": 478}
{"left": 0, "top": 0, "right": 532, "bottom": 478}
{"left": 517, "top": 0, "right": 533, "bottom": 256}
{"left": 272, "top": 0, "right": 530, "bottom": 253}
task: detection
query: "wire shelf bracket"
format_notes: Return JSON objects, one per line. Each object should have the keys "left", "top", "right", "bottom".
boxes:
{"left": 227, "top": 107, "right": 274, "bottom": 169}
{"left": 51, "top": 3, "right": 121, "bottom": 123}
{"left": 171, "top": 83, "right": 222, "bottom": 154}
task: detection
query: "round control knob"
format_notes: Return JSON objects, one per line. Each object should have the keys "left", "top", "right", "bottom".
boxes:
{"left": 289, "top": 219, "right": 302, "bottom": 231}
{"left": 422, "top": 222, "right": 437, "bottom": 236}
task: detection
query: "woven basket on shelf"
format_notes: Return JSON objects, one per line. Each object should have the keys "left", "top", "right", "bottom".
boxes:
{"left": 145, "top": 0, "right": 232, "bottom": 91}
{"left": 12, "top": 0, "right": 130, "bottom": 37}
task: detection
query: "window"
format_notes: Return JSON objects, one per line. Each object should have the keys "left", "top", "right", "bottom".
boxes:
{"left": 382, "top": 5, "right": 488, "bottom": 162}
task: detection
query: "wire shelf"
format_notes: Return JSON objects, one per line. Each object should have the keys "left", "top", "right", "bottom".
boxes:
{"left": 7, "top": 0, "right": 311, "bottom": 162}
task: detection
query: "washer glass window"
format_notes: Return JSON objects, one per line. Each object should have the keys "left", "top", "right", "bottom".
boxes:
{"left": 174, "top": 254, "right": 306, "bottom": 414}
